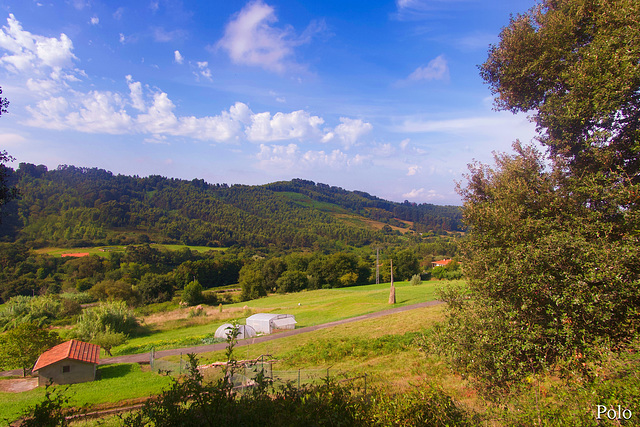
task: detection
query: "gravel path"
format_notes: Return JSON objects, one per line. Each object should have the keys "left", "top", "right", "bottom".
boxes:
{"left": 101, "top": 300, "right": 444, "bottom": 365}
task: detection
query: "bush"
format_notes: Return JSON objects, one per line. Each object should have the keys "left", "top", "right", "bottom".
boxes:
{"left": 73, "top": 300, "right": 139, "bottom": 342}
{"left": 137, "top": 273, "right": 175, "bottom": 304}
{"left": 410, "top": 274, "right": 422, "bottom": 286}
{"left": 182, "top": 280, "right": 204, "bottom": 306}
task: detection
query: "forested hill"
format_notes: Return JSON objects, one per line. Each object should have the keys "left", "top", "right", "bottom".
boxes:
{"left": 0, "top": 163, "right": 462, "bottom": 250}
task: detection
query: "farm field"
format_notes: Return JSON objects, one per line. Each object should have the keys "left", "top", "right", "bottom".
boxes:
{"left": 34, "top": 244, "right": 226, "bottom": 258}
{"left": 108, "top": 279, "right": 452, "bottom": 356}
{"left": 0, "top": 281, "right": 455, "bottom": 424}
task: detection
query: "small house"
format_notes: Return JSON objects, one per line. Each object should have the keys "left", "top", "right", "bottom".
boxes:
{"left": 246, "top": 313, "right": 297, "bottom": 334}
{"left": 33, "top": 340, "right": 100, "bottom": 386}
{"left": 432, "top": 259, "right": 453, "bottom": 268}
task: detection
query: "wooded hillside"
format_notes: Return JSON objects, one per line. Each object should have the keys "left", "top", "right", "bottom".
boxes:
{"left": 0, "top": 164, "right": 463, "bottom": 251}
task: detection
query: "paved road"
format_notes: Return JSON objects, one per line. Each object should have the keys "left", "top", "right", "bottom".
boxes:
{"left": 101, "top": 300, "right": 444, "bottom": 365}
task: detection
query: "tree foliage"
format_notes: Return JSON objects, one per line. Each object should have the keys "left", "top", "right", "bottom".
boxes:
{"left": 444, "top": 0, "right": 640, "bottom": 394}
{"left": 72, "top": 301, "right": 138, "bottom": 343}
{"left": 0, "top": 322, "right": 61, "bottom": 376}
{"left": 480, "top": 0, "right": 640, "bottom": 177}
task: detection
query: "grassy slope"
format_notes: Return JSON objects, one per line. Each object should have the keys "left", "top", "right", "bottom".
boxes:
{"left": 111, "top": 280, "right": 451, "bottom": 356}
{"left": 0, "top": 280, "right": 455, "bottom": 423}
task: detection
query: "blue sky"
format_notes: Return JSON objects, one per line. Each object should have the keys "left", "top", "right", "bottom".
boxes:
{"left": 0, "top": 0, "right": 537, "bottom": 205}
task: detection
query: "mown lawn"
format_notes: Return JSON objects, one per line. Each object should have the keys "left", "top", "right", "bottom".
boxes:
{"left": 0, "top": 363, "right": 174, "bottom": 424}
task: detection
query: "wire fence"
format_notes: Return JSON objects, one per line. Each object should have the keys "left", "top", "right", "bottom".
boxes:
{"left": 149, "top": 348, "right": 368, "bottom": 395}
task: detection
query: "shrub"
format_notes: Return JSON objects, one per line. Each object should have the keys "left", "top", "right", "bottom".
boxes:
{"left": 182, "top": 280, "right": 204, "bottom": 306}
{"left": 73, "top": 300, "right": 138, "bottom": 342}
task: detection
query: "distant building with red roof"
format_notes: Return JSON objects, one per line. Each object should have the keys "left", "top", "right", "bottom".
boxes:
{"left": 432, "top": 259, "right": 453, "bottom": 268}
{"left": 33, "top": 340, "right": 100, "bottom": 386}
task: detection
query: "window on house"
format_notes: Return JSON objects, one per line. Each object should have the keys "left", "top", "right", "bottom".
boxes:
{"left": 62, "top": 365, "right": 70, "bottom": 373}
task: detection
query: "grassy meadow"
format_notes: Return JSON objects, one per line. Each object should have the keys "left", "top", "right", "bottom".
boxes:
{"left": 108, "top": 279, "right": 451, "bottom": 356}
{"left": 0, "top": 363, "right": 174, "bottom": 423}
{"left": 1, "top": 280, "right": 454, "bottom": 424}
{"left": 34, "top": 244, "right": 225, "bottom": 258}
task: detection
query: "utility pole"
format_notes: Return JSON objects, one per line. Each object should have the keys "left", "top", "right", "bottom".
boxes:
{"left": 389, "top": 259, "right": 396, "bottom": 304}
{"left": 376, "top": 247, "right": 380, "bottom": 285}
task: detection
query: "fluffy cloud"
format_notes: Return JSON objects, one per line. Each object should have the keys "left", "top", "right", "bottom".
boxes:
{"left": 331, "top": 117, "right": 373, "bottom": 147}
{"left": 407, "top": 165, "right": 420, "bottom": 176}
{"left": 174, "top": 50, "right": 184, "bottom": 64}
{"left": 65, "top": 91, "right": 133, "bottom": 134}
{"left": 195, "top": 61, "right": 212, "bottom": 80}
{"left": 256, "top": 143, "right": 358, "bottom": 172}
{"left": 402, "top": 188, "right": 445, "bottom": 202}
{"left": 90, "top": 16, "right": 99, "bottom": 25}
{"left": 126, "top": 75, "right": 146, "bottom": 111}
{"left": 217, "top": 0, "right": 324, "bottom": 73}
{"left": 217, "top": 1, "right": 292, "bottom": 72}
{"left": 0, "top": 14, "right": 78, "bottom": 86}
{"left": 407, "top": 55, "right": 449, "bottom": 82}
{"left": 247, "top": 110, "right": 324, "bottom": 142}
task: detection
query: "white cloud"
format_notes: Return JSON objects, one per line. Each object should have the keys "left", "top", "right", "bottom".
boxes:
{"left": 371, "top": 143, "right": 395, "bottom": 157}
{"left": 407, "top": 55, "right": 449, "bottom": 82}
{"left": 396, "top": 112, "right": 535, "bottom": 139}
{"left": 217, "top": 0, "right": 323, "bottom": 73}
{"left": 196, "top": 61, "right": 212, "bottom": 80}
{"left": 90, "top": 16, "right": 99, "bottom": 25}
{"left": 246, "top": 110, "right": 324, "bottom": 142}
{"left": 174, "top": 50, "right": 184, "bottom": 64}
{"left": 402, "top": 188, "right": 445, "bottom": 202}
{"left": 126, "top": 75, "right": 145, "bottom": 111}
{"left": 26, "top": 78, "right": 60, "bottom": 95}
{"left": 24, "top": 96, "right": 71, "bottom": 130}
{"left": 119, "top": 33, "right": 126, "bottom": 44}
{"left": 218, "top": 1, "right": 291, "bottom": 72}
{"left": 256, "top": 143, "right": 355, "bottom": 172}
{"left": 333, "top": 117, "right": 372, "bottom": 147}
{"left": 0, "top": 14, "right": 78, "bottom": 86}
{"left": 407, "top": 165, "right": 420, "bottom": 176}
{"left": 403, "top": 188, "right": 425, "bottom": 198}
{"left": 65, "top": 91, "right": 133, "bottom": 134}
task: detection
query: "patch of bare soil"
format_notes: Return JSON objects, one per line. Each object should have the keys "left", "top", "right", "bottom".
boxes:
{"left": 0, "top": 377, "right": 38, "bottom": 393}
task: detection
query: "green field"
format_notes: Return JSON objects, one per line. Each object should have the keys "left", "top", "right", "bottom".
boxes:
{"left": 1, "top": 281, "right": 451, "bottom": 424}
{"left": 0, "top": 363, "right": 174, "bottom": 423}
{"left": 35, "top": 244, "right": 227, "bottom": 258}
{"left": 110, "top": 280, "right": 450, "bottom": 356}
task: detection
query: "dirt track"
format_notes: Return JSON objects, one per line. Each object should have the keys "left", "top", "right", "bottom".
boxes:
{"left": 101, "top": 300, "right": 444, "bottom": 365}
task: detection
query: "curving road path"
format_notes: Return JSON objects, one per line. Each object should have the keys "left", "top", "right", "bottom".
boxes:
{"left": 101, "top": 300, "right": 444, "bottom": 365}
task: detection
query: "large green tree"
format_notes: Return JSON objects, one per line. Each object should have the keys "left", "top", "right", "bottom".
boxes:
{"left": 443, "top": 0, "right": 640, "bottom": 394}
{"left": 0, "top": 322, "right": 61, "bottom": 376}
{"left": 480, "top": 0, "right": 640, "bottom": 177}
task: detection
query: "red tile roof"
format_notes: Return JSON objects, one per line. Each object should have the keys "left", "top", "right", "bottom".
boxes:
{"left": 33, "top": 340, "right": 100, "bottom": 371}
{"left": 432, "top": 259, "right": 453, "bottom": 267}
